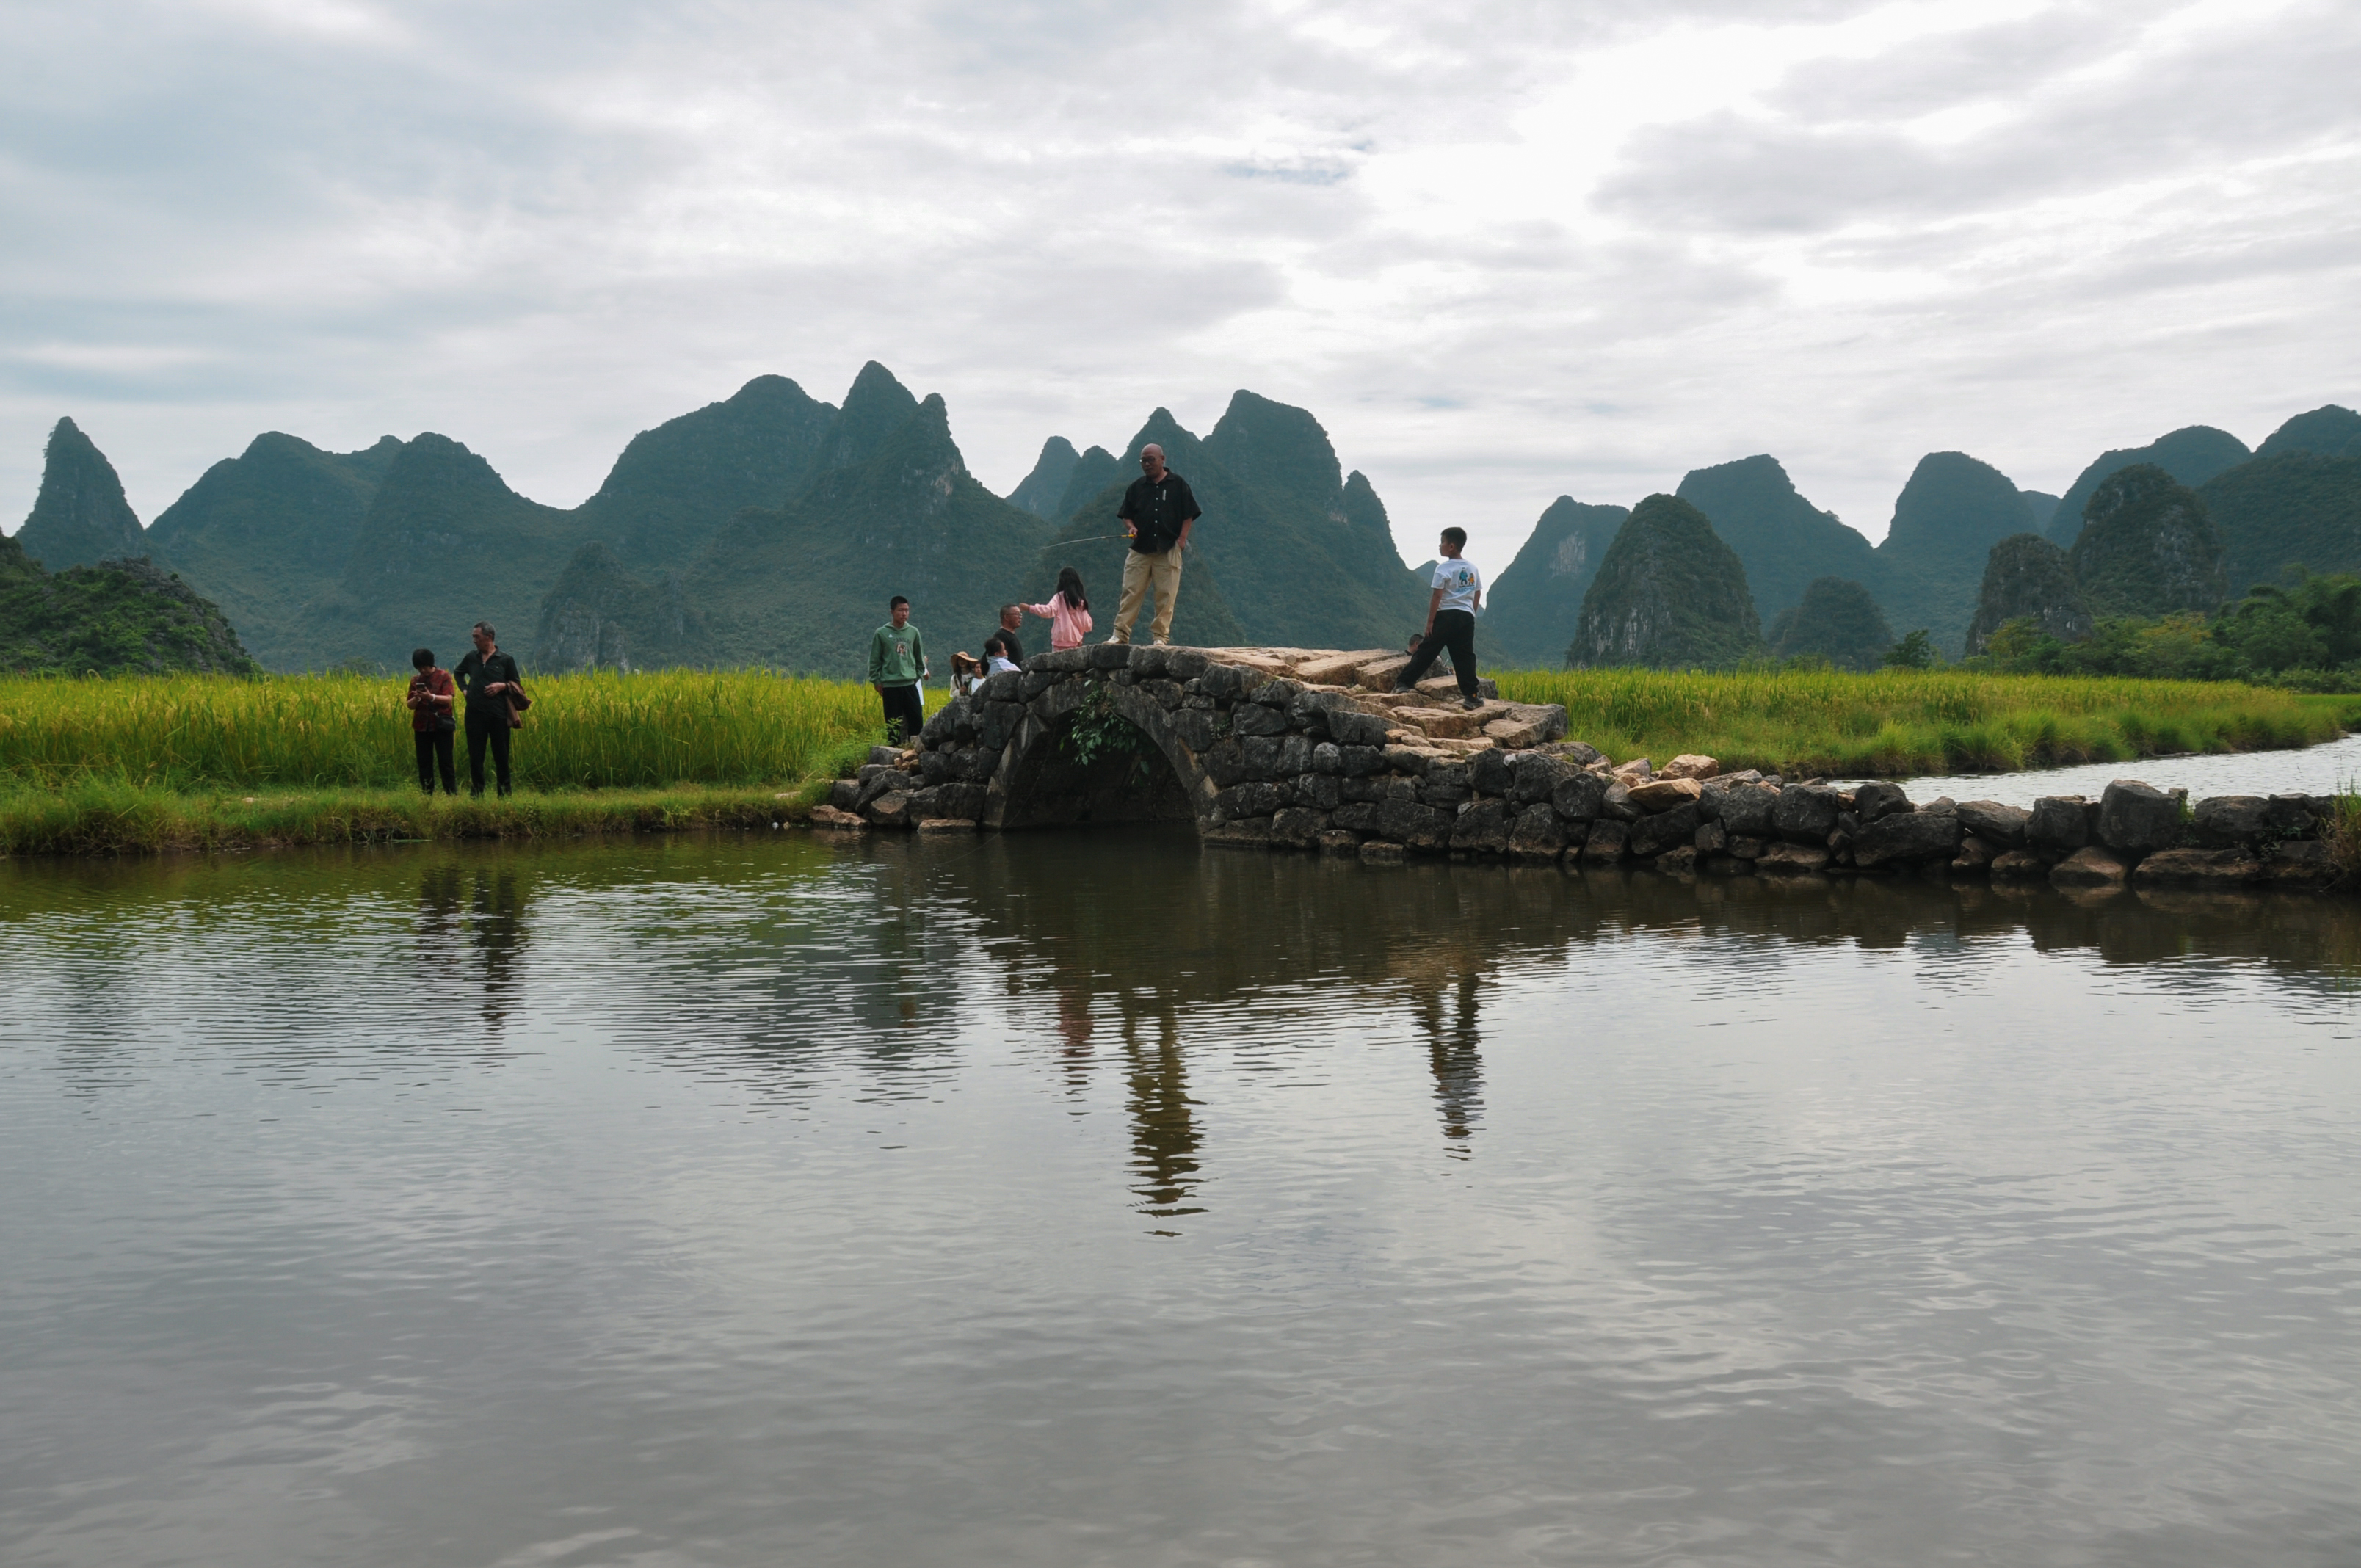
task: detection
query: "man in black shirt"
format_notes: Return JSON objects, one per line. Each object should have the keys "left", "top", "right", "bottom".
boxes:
{"left": 989, "top": 603, "right": 1026, "bottom": 667}
{"left": 1112, "top": 444, "right": 1199, "bottom": 645}
{"left": 451, "top": 620, "right": 525, "bottom": 797}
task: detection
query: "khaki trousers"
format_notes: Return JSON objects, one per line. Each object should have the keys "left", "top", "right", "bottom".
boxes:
{"left": 1113, "top": 546, "right": 1183, "bottom": 644}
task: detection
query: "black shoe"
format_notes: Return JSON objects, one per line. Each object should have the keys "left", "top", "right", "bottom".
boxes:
{"left": 1462, "top": 695, "right": 1483, "bottom": 711}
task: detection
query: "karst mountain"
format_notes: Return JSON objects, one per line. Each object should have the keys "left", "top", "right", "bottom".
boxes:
{"left": 10, "top": 380, "right": 2360, "bottom": 676}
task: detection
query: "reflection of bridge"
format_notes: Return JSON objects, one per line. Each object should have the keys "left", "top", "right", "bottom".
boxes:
{"left": 827, "top": 645, "right": 1570, "bottom": 846}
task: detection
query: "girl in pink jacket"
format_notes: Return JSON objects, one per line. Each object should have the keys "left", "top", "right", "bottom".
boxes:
{"left": 1026, "top": 567, "right": 1094, "bottom": 650}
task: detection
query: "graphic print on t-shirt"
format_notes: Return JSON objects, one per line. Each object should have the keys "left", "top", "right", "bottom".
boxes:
{"left": 1432, "top": 558, "right": 1483, "bottom": 614}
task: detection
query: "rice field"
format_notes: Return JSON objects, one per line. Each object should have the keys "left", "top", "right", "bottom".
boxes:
{"left": 0, "top": 668, "right": 903, "bottom": 791}
{"left": 1491, "top": 667, "right": 2361, "bottom": 777}
{"left": 4, "top": 664, "right": 2356, "bottom": 855}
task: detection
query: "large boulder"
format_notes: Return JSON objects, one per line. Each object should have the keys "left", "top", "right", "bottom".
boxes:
{"left": 2026, "top": 796, "right": 2091, "bottom": 856}
{"left": 1508, "top": 805, "right": 1566, "bottom": 858}
{"left": 1450, "top": 799, "right": 1513, "bottom": 853}
{"left": 2267, "top": 839, "right": 2340, "bottom": 888}
{"left": 2191, "top": 794, "right": 2271, "bottom": 846}
{"left": 1552, "top": 771, "right": 1611, "bottom": 823}
{"left": 1852, "top": 807, "right": 1962, "bottom": 868}
{"left": 1755, "top": 842, "right": 1830, "bottom": 874}
{"left": 2131, "top": 848, "right": 2261, "bottom": 885}
{"left": 1270, "top": 807, "right": 1326, "bottom": 849}
{"left": 1850, "top": 780, "right": 1912, "bottom": 824}
{"left": 1627, "top": 777, "right": 1703, "bottom": 812}
{"left": 2096, "top": 780, "right": 2186, "bottom": 855}
{"left": 1771, "top": 783, "right": 1840, "bottom": 843}
{"left": 1510, "top": 752, "right": 1574, "bottom": 805}
{"left": 1715, "top": 783, "right": 1782, "bottom": 836}
{"left": 2049, "top": 846, "right": 2129, "bottom": 888}
{"left": 1628, "top": 802, "right": 1702, "bottom": 857}
{"left": 1956, "top": 800, "right": 2030, "bottom": 849}
{"left": 1378, "top": 796, "right": 1451, "bottom": 851}
{"left": 1581, "top": 820, "right": 1629, "bottom": 862}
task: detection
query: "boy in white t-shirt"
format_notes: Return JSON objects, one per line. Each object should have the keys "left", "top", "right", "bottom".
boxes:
{"left": 1393, "top": 526, "right": 1485, "bottom": 709}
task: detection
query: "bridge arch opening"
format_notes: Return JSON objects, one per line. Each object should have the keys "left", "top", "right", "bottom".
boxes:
{"left": 992, "top": 687, "right": 1198, "bottom": 830}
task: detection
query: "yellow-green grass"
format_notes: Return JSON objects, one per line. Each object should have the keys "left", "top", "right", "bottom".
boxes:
{"left": 0, "top": 668, "right": 935, "bottom": 855}
{"left": 1491, "top": 667, "right": 2361, "bottom": 777}
{"left": 0, "top": 667, "right": 913, "bottom": 791}
{"left": 0, "top": 780, "right": 833, "bottom": 857}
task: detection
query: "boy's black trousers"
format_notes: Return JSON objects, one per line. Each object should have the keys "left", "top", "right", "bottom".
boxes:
{"left": 1399, "top": 609, "right": 1478, "bottom": 697}
{"left": 880, "top": 683, "right": 924, "bottom": 742}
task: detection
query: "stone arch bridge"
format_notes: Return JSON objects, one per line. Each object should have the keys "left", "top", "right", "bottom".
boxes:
{"left": 822, "top": 644, "right": 1573, "bottom": 851}
{"left": 816, "top": 642, "right": 2347, "bottom": 886}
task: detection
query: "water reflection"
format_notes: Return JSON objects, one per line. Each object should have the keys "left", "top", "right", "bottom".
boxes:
{"left": 6, "top": 834, "right": 2360, "bottom": 1212}
{"left": 1415, "top": 967, "right": 1485, "bottom": 1155}
{"left": 416, "top": 864, "right": 530, "bottom": 1034}
{"left": 1117, "top": 995, "right": 1200, "bottom": 1219}
{"left": 6, "top": 832, "right": 2361, "bottom": 1567}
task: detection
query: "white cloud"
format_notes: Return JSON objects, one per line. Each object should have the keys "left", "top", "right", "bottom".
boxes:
{"left": 1, "top": 0, "right": 2356, "bottom": 566}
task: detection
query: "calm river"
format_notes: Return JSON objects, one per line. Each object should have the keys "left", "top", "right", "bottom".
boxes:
{"left": 3, "top": 830, "right": 2358, "bottom": 1567}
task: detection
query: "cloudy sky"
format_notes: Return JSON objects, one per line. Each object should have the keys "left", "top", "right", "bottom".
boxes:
{"left": 4, "top": 0, "right": 2357, "bottom": 565}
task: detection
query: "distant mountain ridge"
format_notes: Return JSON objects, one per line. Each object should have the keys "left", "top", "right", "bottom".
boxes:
{"left": 16, "top": 385, "right": 2361, "bottom": 677}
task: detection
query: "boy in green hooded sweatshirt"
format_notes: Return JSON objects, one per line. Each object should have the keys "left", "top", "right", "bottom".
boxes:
{"left": 868, "top": 595, "right": 929, "bottom": 742}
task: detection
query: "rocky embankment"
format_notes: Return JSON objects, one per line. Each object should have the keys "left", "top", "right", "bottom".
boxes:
{"left": 816, "top": 644, "right": 2348, "bottom": 891}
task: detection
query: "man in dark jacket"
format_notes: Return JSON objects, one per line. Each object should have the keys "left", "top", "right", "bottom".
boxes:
{"left": 452, "top": 620, "right": 525, "bottom": 797}
{"left": 989, "top": 603, "right": 1026, "bottom": 667}
{"left": 1111, "top": 444, "right": 1198, "bottom": 645}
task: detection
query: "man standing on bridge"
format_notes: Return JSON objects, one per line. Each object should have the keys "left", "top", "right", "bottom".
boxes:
{"left": 1111, "top": 443, "right": 1199, "bottom": 646}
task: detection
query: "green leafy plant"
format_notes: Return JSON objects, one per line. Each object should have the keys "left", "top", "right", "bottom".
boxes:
{"left": 1057, "top": 680, "right": 1156, "bottom": 781}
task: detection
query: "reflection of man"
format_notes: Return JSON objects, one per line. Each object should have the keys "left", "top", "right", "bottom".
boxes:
{"left": 1418, "top": 969, "right": 1484, "bottom": 1155}
{"left": 1111, "top": 444, "right": 1199, "bottom": 647}
{"left": 1123, "top": 998, "right": 1202, "bottom": 1218}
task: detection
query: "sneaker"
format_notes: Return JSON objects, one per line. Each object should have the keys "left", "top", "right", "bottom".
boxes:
{"left": 1462, "top": 695, "right": 1483, "bottom": 711}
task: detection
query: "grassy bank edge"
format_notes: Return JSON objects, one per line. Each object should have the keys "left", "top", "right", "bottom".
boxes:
{"left": 0, "top": 779, "right": 838, "bottom": 857}
{"left": 1490, "top": 671, "right": 2361, "bottom": 777}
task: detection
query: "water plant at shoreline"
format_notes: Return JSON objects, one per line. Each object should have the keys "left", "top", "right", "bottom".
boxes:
{"left": 0, "top": 668, "right": 895, "bottom": 791}
{"left": 1491, "top": 667, "right": 2359, "bottom": 777}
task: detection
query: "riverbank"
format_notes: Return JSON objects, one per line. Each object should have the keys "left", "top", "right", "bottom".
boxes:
{"left": 0, "top": 780, "right": 824, "bottom": 857}
{"left": 1493, "top": 668, "right": 2360, "bottom": 777}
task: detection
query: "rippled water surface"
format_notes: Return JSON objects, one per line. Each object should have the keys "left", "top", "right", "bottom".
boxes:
{"left": 4, "top": 830, "right": 2360, "bottom": 1567}
{"left": 1885, "top": 731, "right": 2361, "bottom": 806}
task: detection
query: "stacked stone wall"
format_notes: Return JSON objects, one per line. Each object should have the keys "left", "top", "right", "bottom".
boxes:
{"left": 814, "top": 644, "right": 2347, "bottom": 892}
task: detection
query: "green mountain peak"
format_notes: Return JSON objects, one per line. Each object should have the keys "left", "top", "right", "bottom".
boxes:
{"left": 1008, "top": 436, "right": 1082, "bottom": 518}
{"left": 1768, "top": 577, "right": 1893, "bottom": 669}
{"left": 1481, "top": 496, "right": 1630, "bottom": 668}
{"left": 2255, "top": 405, "right": 2361, "bottom": 462}
{"left": 1567, "top": 494, "right": 1761, "bottom": 668}
{"left": 1675, "top": 454, "right": 1875, "bottom": 623}
{"left": 15, "top": 415, "right": 147, "bottom": 572}
{"left": 2068, "top": 463, "right": 2228, "bottom": 617}
{"left": 2047, "top": 426, "right": 2250, "bottom": 546}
